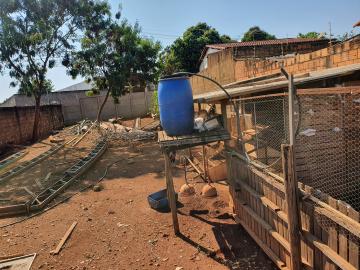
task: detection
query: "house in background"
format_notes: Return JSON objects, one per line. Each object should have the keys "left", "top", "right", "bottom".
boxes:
{"left": 0, "top": 81, "right": 154, "bottom": 125}
{"left": 199, "top": 38, "right": 331, "bottom": 71}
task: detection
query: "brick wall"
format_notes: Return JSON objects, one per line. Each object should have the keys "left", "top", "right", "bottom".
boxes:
{"left": 0, "top": 105, "right": 64, "bottom": 150}
{"left": 191, "top": 37, "right": 360, "bottom": 95}
{"left": 233, "top": 39, "right": 329, "bottom": 59}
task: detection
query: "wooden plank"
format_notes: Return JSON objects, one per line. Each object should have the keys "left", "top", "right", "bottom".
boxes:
{"left": 239, "top": 199, "right": 291, "bottom": 253}
{"left": 303, "top": 185, "right": 315, "bottom": 269}
{"left": 51, "top": 222, "right": 77, "bottom": 255}
{"left": 311, "top": 201, "right": 360, "bottom": 239}
{"left": 348, "top": 207, "right": 359, "bottom": 269}
{"left": 338, "top": 201, "right": 349, "bottom": 262}
{"left": 164, "top": 152, "right": 180, "bottom": 235}
{"left": 233, "top": 214, "right": 289, "bottom": 270}
{"left": 304, "top": 231, "right": 357, "bottom": 270}
{"left": 327, "top": 197, "right": 338, "bottom": 270}
{"left": 281, "top": 144, "right": 301, "bottom": 270}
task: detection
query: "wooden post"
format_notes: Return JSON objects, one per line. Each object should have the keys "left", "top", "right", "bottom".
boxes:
{"left": 164, "top": 151, "right": 180, "bottom": 235}
{"left": 288, "top": 74, "right": 295, "bottom": 145}
{"left": 281, "top": 144, "right": 301, "bottom": 270}
{"left": 202, "top": 145, "right": 208, "bottom": 182}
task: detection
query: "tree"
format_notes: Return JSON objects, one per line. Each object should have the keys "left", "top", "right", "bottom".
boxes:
{"left": 161, "top": 22, "right": 232, "bottom": 74}
{"left": 0, "top": 0, "right": 107, "bottom": 141}
{"left": 67, "top": 10, "right": 161, "bottom": 121}
{"left": 297, "top": 32, "right": 322, "bottom": 39}
{"left": 241, "top": 26, "right": 276, "bottom": 42}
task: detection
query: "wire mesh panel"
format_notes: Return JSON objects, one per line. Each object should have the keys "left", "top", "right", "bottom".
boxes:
{"left": 295, "top": 91, "right": 360, "bottom": 211}
{"left": 239, "top": 95, "right": 289, "bottom": 175}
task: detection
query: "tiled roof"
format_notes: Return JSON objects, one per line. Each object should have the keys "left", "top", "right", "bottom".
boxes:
{"left": 206, "top": 38, "right": 329, "bottom": 50}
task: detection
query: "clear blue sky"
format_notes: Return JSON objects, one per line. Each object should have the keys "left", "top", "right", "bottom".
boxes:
{"left": 1, "top": 0, "right": 359, "bottom": 102}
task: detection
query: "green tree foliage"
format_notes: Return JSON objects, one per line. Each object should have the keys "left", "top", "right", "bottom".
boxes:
{"left": 150, "top": 90, "right": 159, "bottom": 117}
{"left": 241, "top": 26, "right": 276, "bottom": 42}
{"left": 161, "top": 23, "right": 232, "bottom": 74}
{"left": 0, "top": 0, "right": 107, "bottom": 141}
{"left": 297, "top": 32, "right": 322, "bottom": 39}
{"left": 67, "top": 9, "right": 161, "bottom": 121}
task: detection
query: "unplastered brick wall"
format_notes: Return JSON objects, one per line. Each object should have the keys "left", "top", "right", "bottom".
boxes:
{"left": 0, "top": 105, "right": 64, "bottom": 150}
{"left": 191, "top": 37, "right": 360, "bottom": 95}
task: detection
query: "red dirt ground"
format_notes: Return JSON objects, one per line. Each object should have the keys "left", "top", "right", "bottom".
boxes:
{"left": 0, "top": 138, "right": 276, "bottom": 270}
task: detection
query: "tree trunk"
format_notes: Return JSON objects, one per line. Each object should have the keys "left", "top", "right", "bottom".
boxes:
{"left": 32, "top": 95, "right": 41, "bottom": 142}
{"left": 96, "top": 88, "right": 111, "bottom": 122}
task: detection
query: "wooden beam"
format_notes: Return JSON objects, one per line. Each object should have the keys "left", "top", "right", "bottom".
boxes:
{"left": 282, "top": 144, "right": 301, "bottom": 270}
{"left": 51, "top": 221, "right": 77, "bottom": 255}
{"left": 236, "top": 180, "right": 288, "bottom": 224}
{"left": 233, "top": 214, "right": 289, "bottom": 270}
{"left": 288, "top": 74, "right": 295, "bottom": 145}
{"left": 300, "top": 187, "right": 360, "bottom": 239}
{"left": 303, "top": 231, "right": 357, "bottom": 270}
{"left": 164, "top": 152, "right": 179, "bottom": 235}
{"left": 239, "top": 200, "right": 291, "bottom": 253}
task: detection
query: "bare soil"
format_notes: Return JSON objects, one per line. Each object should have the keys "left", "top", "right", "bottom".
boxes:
{"left": 0, "top": 134, "right": 276, "bottom": 270}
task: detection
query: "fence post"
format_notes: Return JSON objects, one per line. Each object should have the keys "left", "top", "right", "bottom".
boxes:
{"left": 282, "top": 144, "right": 301, "bottom": 270}
{"left": 288, "top": 74, "right": 295, "bottom": 145}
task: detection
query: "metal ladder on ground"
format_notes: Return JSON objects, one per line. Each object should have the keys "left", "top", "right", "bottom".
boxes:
{"left": 0, "top": 144, "right": 64, "bottom": 183}
{"left": 29, "top": 139, "right": 108, "bottom": 211}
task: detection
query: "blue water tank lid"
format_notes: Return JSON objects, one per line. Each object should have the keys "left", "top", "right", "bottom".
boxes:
{"left": 160, "top": 74, "right": 190, "bottom": 81}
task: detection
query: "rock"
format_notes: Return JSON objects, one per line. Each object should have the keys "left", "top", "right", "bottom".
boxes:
{"left": 108, "top": 118, "right": 118, "bottom": 124}
{"left": 175, "top": 267, "right": 183, "bottom": 270}
{"left": 162, "top": 233, "right": 169, "bottom": 238}
{"left": 108, "top": 210, "right": 115, "bottom": 215}
{"left": 117, "top": 223, "right": 130, "bottom": 228}
{"left": 93, "top": 185, "right": 102, "bottom": 192}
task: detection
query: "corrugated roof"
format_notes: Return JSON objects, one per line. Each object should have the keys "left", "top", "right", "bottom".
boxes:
{"left": 206, "top": 38, "right": 329, "bottom": 50}
{"left": 193, "top": 64, "right": 360, "bottom": 103}
{"left": 56, "top": 81, "right": 93, "bottom": 92}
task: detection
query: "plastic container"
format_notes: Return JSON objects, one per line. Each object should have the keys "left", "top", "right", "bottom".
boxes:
{"left": 158, "top": 77, "right": 194, "bottom": 136}
{"left": 147, "top": 189, "right": 178, "bottom": 210}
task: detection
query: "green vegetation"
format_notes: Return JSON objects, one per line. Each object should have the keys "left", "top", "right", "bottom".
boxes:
{"left": 241, "top": 26, "right": 276, "bottom": 42}
{"left": 66, "top": 7, "right": 161, "bottom": 121}
{"left": 150, "top": 91, "right": 159, "bottom": 117}
{"left": 0, "top": 0, "right": 107, "bottom": 140}
{"left": 161, "top": 22, "right": 232, "bottom": 74}
{"left": 297, "top": 32, "right": 322, "bottom": 39}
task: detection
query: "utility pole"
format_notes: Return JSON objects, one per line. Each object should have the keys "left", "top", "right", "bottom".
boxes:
{"left": 329, "top": 21, "right": 332, "bottom": 47}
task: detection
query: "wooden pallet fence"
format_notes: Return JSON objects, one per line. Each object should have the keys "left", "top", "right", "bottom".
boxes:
{"left": 229, "top": 153, "right": 360, "bottom": 270}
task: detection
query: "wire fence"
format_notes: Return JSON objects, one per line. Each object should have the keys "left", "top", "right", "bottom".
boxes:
{"left": 236, "top": 90, "right": 360, "bottom": 212}
{"left": 238, "top": 95, "right": 289, "bottom": 175}
{"left": 295, "top": 91, "right": 360, "bottom": 212}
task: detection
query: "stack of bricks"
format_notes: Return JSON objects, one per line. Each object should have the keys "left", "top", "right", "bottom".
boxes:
{"left": 0, "top": 105, "right": 64, "bottom": 150}
{"left": 191, "top": 37, "right": 360, "bottom": 96}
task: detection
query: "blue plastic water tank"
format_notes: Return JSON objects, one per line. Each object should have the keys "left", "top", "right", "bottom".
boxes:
{"left": 158, "top": 77, "right": 194, "bottom": 136}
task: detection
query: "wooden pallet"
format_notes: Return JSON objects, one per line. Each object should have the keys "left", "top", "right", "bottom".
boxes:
{"left": 158, "top": 129, "right": 230, "bottom": 150}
